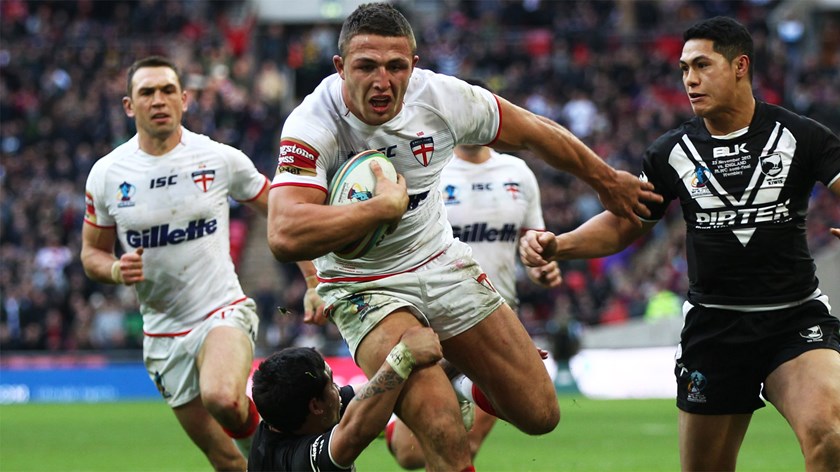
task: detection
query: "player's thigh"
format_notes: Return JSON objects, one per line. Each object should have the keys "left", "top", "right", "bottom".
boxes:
{"left": 197, "top": 326, "right": 254, "bottom": 397}
{"left": 355, "top": 309, "right": 427, "bottom": 375}
{"left": 678, "top": 411, "right": 751, "bottom": 471}
{"left": 441, "top": 304, "right": 557, "bottom": 422}
{"left": 765, "top": 348, "right": 840, "bottom": 441}
{"left": 196, "top": 303, "right": 258, "bottom": 397}
{"left": 172, "top": 397, "right": 244, "bottom": 466}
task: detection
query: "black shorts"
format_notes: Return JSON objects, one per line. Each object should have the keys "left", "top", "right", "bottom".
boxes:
{"left": 675, "top": 298, "right": 840, "bottom": 415}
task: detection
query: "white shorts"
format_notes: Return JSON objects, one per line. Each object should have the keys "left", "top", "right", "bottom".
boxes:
{"left": 142, "top": 298, "right": 259, "bottom": 407}
{"left": 321, "top": 242, "right": 504, "bottom": 361}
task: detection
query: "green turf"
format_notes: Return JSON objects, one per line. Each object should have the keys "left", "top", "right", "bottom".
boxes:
{"left": 0, "top": 396, "right": 802, "bottom": 471}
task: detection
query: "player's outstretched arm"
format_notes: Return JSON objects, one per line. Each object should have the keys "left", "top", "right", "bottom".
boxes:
{"left": 267, "top": 161, "right": 408, "bottom": 262}
{"left": 491, "top": 98, "right": 662, "bottom": 225}
{"left": 329, "top": 327, "right": 442, "bottom": 467}
{"left": 520, "top": 211, "right": 655, "bottom": 266}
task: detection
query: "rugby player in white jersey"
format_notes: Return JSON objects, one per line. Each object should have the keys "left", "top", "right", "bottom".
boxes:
{"left": 266, "top": 4, "right": 661, "bottom": 470}
{"left": 80, "top": 56, "right": 317, "bottom": 471}
{"left": 385, "top": 137, "right": 563, "bottom": 469}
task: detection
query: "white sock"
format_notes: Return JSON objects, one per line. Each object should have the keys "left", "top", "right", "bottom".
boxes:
{"left": 451, "top": 374, "right": 474, "bottom": 403}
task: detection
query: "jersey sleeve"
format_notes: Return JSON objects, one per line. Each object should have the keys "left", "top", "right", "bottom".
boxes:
{"left": 519, "top": 161, "right": 545, "bottom": 231}
{"left": 225, "top": 146, "right": 269, "bottom": 201}
{"left": 640, "top": 139, "right": 679, "bottom": 221}
{"left": 272, "top": 106, "right": 336, "bottom": 194}
{"left": 807, "top": 119, "right": 840, "bottom": 187}
{"left": 83, "top": 159, "right": 115, "bottom": 228}
{"left": 428, "top": 74, "right": 500, "bottom": 146}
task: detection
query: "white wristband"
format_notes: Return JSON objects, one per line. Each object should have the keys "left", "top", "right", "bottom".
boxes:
{"left": 385, "top": 342, "right": 415, "bottom": 380}
{"left": 111, "top": 260, "right": 124, "bottom": 284}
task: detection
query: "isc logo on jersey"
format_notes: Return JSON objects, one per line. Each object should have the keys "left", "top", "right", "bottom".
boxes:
{"left": 126, "top": 218, "right": 217, "bottom": 248}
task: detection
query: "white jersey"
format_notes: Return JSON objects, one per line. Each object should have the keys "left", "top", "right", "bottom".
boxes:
{"left": 84, "top": 127, "right": 268, "bottom": 335}
{"left": 441, "top": 151, "right": 544, "bottom": 306}
{"left": 272, "top": 68, "right": 500, "bottom": 280}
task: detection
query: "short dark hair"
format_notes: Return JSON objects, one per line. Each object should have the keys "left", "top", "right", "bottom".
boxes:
{"left": 684, "top": 16, "right": 754, "bottom": 80}
{"left": 251, "top": 347, "right": 330, "bottom": 432}
{"left": 125, "top": 55, "right": 183, "bottom": 97}
{"left": 338, "top": 2, "right": 416, "bottom": 57}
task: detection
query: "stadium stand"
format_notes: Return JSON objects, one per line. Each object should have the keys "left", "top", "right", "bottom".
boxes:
{"left": 1, "top": 0, "right": 838, "bottom": 358}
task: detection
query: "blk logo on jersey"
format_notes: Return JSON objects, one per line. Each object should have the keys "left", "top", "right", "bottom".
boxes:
{"left": 117, "top": 181, "right": 136, "bottom": 208}
{"left": 410, "top": 136, "right": 434, "bottom": 166}
{"left": 712, "top": 143, "right": 748, "bottom": 158}
{"left": 126, "top": 218, "right": 217, "bottom": 248}
{"left": 192, "top": 169, "right": 215, "bottom": 192}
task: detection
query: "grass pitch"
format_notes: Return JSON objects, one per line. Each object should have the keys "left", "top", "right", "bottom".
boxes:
{"left": 0, "top": 396, "right": 801, "bottom": 471}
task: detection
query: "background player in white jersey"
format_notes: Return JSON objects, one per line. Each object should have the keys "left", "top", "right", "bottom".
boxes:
{"left": 521, "top": 17, "right": 840, "bottom": 471}
{"left": 386, "top": 134, "right": 563, "bottom": 468}
{"left": 266, "top": 4, "right": 661, "bottom": 470}
{"left": 80, "top": 56, "right": 317, "bottom": 471}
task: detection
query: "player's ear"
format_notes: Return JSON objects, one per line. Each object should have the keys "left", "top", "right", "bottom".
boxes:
{"left": 180, "top": 90, "right": 188, "bottom": 112}
{"left": 735, "top": 55, "right": 750, "bottom": 79}
{"left": 309, "top": 396, "right": 324, "bottom": 416}
{"left": 122, "top": 96, "right": 135, "bottom": 118}
{"left": 334, "top": 55, "right": 345, "bottom": 78}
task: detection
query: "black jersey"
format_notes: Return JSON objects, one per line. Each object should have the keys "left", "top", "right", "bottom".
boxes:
{"left": 248, "top": 386, "right": 356, "bottom": 472}
{"left": 641, "top": 100, "right": 840, "bottom": 306}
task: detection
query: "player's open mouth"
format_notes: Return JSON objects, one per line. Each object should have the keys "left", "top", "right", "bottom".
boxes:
{"left": 151, "top": 113, "right": 170, "bottom": 122}
{"left": 688, "top": 93, "right": 705, "bottom": 103}
{"left": 370, "top": 97, "right": 391, "bottom": 112}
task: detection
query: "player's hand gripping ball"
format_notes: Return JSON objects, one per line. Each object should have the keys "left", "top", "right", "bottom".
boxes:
{"left": 328, "top": 150, "right": 398, "bottom": 259}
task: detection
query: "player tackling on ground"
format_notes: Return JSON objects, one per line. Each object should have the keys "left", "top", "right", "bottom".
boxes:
{"left": 267, "top": 4, "right": 661, "bottom": 470}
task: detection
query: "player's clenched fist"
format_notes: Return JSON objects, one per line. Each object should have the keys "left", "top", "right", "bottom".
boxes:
{"left": 399, "top": 327, "right": 443, "bottom": 367}
{"left": 114, "top": 247, "right": 144, "bottom": 285}
{"left": 519, "top": 230, "right": 558, "bottom": 267}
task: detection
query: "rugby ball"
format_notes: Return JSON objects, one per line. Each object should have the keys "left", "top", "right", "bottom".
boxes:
{"left": 328, "top": 150, "right": 398, "bottom": 259}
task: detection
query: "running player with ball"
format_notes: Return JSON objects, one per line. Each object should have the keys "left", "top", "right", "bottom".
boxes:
{"left": 266, "top": 3, "right": 661, "bottom": 470}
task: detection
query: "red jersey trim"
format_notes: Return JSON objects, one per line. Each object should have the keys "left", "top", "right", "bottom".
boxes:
{"left": 316, "top": 250, "right": 447, "bottom": 283}
{"left": 239, "top": 178, "right": 270, "bottom": 203}
{"left": 143, "top": 296, "right": 249, "bottom": 337}
{"left": 270, "top": 182, "right": 327, "bottom": 194}
{"left": 83, "top": 219, "right": 116, "bottom": 229}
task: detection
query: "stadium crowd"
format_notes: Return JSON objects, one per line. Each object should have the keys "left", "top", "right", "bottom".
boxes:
{"left": 1, "top": 0, "right": 838, "bottom": 356}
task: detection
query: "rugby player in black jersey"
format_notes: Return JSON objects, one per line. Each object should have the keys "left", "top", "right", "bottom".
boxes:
{"left": 521, "top": 16, "right": 840, "bottom": 471}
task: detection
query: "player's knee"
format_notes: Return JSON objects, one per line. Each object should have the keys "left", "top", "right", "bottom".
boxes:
{"left": 392, "top": 447, "right": 426, "bottom": 470}
{"left": 202, "top": 387, "right": 242, "bottom": 418}
{"left": 517, "top": 401, "right": 560, "bottom": 435}
{"left": 802, "top": 420, "right": 840, "bottom": 467}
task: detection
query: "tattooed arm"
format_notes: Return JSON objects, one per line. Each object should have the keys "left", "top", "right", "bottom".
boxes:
{"left": 329, "top": 327, "right": 442, "bottom": 467}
